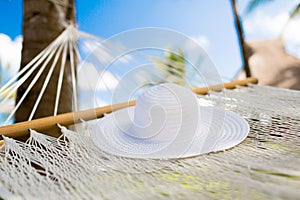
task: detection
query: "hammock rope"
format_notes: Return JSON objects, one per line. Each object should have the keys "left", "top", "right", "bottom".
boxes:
{"left": 0, "top": 27, "right": 68, "bottom": 97}
{"left": 0, "top": 20, "right": 299, "bottom": 199}
{"left": 69, "top": 35, "right": 78, "bottom": 112}
{"left": 5, "top": 40, "right": 61, "bottom": 124}
{"left": 0, "top": 84, "right": 299, "bottom": 199}
{"left": 0, "top": 25, "right": 78, "bottom": 124}
{"left": 28, "top": 41, "right": 66, "bottom": 120}
{"left": 54, "top": 40, "right": 68, "bottom": 116}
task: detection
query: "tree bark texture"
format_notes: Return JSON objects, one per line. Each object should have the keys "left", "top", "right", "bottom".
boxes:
{"left": 16, "top": 0, "right": 76, "bottom": 137}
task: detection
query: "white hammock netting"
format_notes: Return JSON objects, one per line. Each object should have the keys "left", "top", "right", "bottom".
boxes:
{"left": 0, "top": 84, "right": 299, "bottom": 199}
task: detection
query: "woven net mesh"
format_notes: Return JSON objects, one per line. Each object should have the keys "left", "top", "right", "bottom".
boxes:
{"left": 0, "top": 85, "right": 299, "bottom": 199}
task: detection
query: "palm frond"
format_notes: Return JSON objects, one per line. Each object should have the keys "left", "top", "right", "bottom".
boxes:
{"left": 279, "top": 3, "right": 300, "bottom": 37}
{"left": 244, "top": 0, "right": 273, "bottom": 15}
{"left": 290, "top": 3, "right": 300, "bottom": 19}
{"left": 152, "top": 48, "right": 186, "bottom": 86}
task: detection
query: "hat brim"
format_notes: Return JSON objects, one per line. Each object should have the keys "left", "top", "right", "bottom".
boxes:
{"left": 91, "top": 106, "right": 249, "bottom": 159}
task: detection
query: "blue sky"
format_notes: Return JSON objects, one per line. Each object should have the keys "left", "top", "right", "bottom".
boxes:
{"left": 0, "top": 0, "right": 299, "bottom": 81}
{"left": 78, "top": 0, "right": 243, "bottom": 79}
{"left": 0, "top": 0, "right": 299, "bottom": 117}
{"left": 0, "top": 0, "right": 242, "bottom": 80}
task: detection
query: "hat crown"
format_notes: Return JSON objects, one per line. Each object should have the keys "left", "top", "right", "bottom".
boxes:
{"left": 127, "top": 83, "right": 199, "bottom": 141}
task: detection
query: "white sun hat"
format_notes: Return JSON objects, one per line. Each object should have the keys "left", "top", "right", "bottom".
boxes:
{"left": 91, "top": 83, "right": 249, "bottom": 159}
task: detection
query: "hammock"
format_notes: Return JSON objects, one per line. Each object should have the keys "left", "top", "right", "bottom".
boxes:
{"left": 0, "top": 84, "right": 299, "bottom": 199}
{"left": 0, "top": 25, "right": 299, "bottom": 199}
{"left": 0, "top": 26, "right": 79, "bottom": 124}
{"left": 0, "top": 25, "right": 224, "bottom": 125}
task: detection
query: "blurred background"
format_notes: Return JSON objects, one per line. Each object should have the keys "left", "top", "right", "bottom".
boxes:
{"left": 0, "top": 0, "right": 299, "bottom": 89}
{"left": 0, "top": 0, "right": 299, "bottom": 124}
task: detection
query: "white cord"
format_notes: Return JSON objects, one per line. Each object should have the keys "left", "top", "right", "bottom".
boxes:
{"left": 69, "top": 35, "right": 78, "bottom": 112}
{"left": 54, "top": 39, "right": 68, "bottom": 116}
{"left": 4, "top": 40, "right": 62, "bottom": 124}
{"left": 0, "top": 30, "right": 68, "bottom": 96}
{"left": 28, "top": 41, "right": 66, "bottom": 120}
{"left": 78, "top": 31, "right": 103, "bottom": 42}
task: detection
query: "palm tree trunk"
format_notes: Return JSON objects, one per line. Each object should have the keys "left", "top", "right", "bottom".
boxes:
{"left": 230, "top": 0, "right": 252, "bottom": 77}
{"left": 16, "top": 0, "right": 76, "bottom": 137}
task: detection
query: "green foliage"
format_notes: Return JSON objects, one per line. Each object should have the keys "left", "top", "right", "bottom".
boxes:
{"left": 244, "top": 0, "right": 273, "bottom": 15}
{"left": 243, "top": 0, "right": 300, "bottom": 37}
{"left": 290, "top": 3, "right": 300, "bottom": 19}
{"left": 153, "top": 48, "right": 186, "bottom": 86}
{"left": 245, "top": 0, "right": 300, "bottom": 20}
